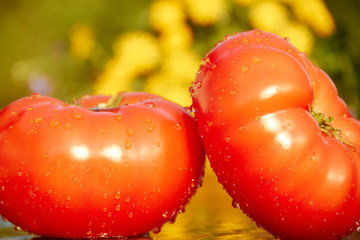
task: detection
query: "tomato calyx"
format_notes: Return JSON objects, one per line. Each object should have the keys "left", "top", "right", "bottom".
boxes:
{"left": 309, "top": 105, "right": 355, "bottom": 148}
{"left": 90, "top": 93, "right": 124, "bottom": 111}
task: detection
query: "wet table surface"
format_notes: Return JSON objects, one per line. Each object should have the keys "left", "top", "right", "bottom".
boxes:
{"left": 1, "top": 163, "right": 360, "bottom": 240}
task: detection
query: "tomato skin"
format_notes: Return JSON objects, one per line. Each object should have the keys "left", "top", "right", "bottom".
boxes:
{"left": 191, "top": 30, "right": 360, "bottom": 240}
{"left": 0, "top": 92, "right": 205, "bottom": 238}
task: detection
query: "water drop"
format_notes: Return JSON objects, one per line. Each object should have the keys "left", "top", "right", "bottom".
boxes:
{"left": 50, "top": 119, "right": 60, "bottom": 128}
{"left": 152, "top": 226, "right": 162, "bottom": 234}
{"left": 115, "top": 114, "right": 124, "bottom": 121}
{"left": 174, "top": 122, "right": 183, "bottom": 131}
{"left": 72, "top": 111, "right": 83, "bottom": 120}
{"left": 144, "top": 102, "right": 156, "bottom": 108}
{"left": 66, "top": 195, "right": 71, "bottom": 201}
{"left": 34, "top": 117, "right": 43, "bottom": 123}
{"left": 147, "top": 125, "right": 155, "bottom": 133}
{"left": 241, "top": 65, "right": 250, "bottom": 73}
{"left": 64, "top": 123, "right": 72, "bottom": 130}
{"left": 284, "top": 37, "right": 290, "bottom": 42}
{"left": 127, "top": 128, "right": 134, "bottom": 137}
{"left": 193, "top": 80, "right": 202, "bottom": 89}
{"left": 125, "top": 139, "right": 131, "bottom": 149}
{"left": 125, "top": 197, "right": 130, "bottom": 203}
{"left": 128, "top": 212, "right": 133, "bottom": 218}
{"left": 225, "top": 137, "right": 231, "bottom": 143}
{"left": 232, "top": 200, "right": 240, "bottom": 208}
{"left": 252, "top": 56, "right": 262, "bottom": 64}
{"left": 103, "top": 193, "right": 109, "bottom": 200}
{"left": 115, "top": 204, "right": 121, "bottom": 211}
{"left": 17, "top": 171, "right": 23, "bottom": 177}
{"left": 115, "top": 191, "right": 121, "bottom": 200}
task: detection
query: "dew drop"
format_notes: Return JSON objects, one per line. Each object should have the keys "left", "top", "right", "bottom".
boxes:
{"left": 115, "top": 114, "right": 124, "bottom": 121}
{"left": 66, "top": 195, "right": 71, "bottom": 201}
{"left": 241, "top": 65, "right": 250, "bottom": 73}
{"left": 103, "top": 193, "right": 109, "bottom": 200}
{"left": 127, "top": 128, "right": 134, "bottom": 137}
{"left": 64, "top": 123, "right": 72, "bottom": 129}
{"left": 144, "top": 102, "right": 156, "bottom": 108}
{"left": 147, "top": 125, "right": 155, "bottom": 133}
{"left": 152, "top": 226, "right": 162, "bottom": 234}
{"left": 125, "top": 197, "right": 130, "bottom": 203}
{"left": 128, "top": 212, "right": 133, "bottom": 218}
{"left": 114, "top": 191, "right": 121, "bottom": 200}
{"left": 27, "top": 107, "right": 34, "bottom": 112}
{"left": 232, "top": 200, "right": 240, "bottom": 208}
{"left": 50, "top": 119, "right": 60, "bottom": 128}
{"left": 174, "top": 122, "right": 183, "bottom": 131}
{"left": 252, "top": 56, "right": 262, "bottom": 64}
{"left": 115, "top": 204, "right": 121, "bottom": 211}
{"left": 193, "top": 80, "right": 202, "bottom": 89}
{"left": 225, "top": 137, "right": 231, "bottom": 143}
{"left": 34, "top": 117, "right": 43, "bottom": 123}
{"left": 17, "top": 171, "right": 23, "bottom": 177}
{"left": 72, "top": 111, "right": 83, "bottom": 120}
{"left": 125, "top": 139, "right": 132, "bottom": 149}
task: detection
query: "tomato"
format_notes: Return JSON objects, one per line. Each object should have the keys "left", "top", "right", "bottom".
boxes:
{"left": 190, "top": 29, "right": 360, "bottom": 240}
{"left": 0, "top": 92, "right": 205, "bottom": 238}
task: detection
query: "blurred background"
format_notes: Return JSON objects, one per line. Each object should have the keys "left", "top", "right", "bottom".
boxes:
{"left": 1, "top": 0, "right": 360, "bottom": 113}
{"left": 1, "top": 0, "right": 360, "bottom": 239}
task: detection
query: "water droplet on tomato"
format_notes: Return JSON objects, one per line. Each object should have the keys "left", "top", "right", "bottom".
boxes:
{"left": 66, "top": 195, "right": 71, "bottom": 201}
{"left": 241, "top": 65, "right": 250, "bottom": 73}
{"left": 225, "top": 137, "right": 231, "bottom": 143}
{"left": 115, "top": 191, "right": 121, "bottom": 200}
{"left": 115, "top": 114, "right": 124, "bottom": 121}
{"left": 27, "top": 107, "right": 34, "bottom": 111}
{"left": 144, "top": 102, "right": 156, "bottom": 108}
{"left": 64, "top": 123, "right": 72, "bottom": 129}
{"left": 127, "top": 128, "right": 134, "bottom": 137}
{"left": 128, "top": 212, "right": 133, "bottom": 218}
{"left": 115, "top": 204, "right": 121, "bottom": 211}
{"left": 72, "top": 111, "right": 83, "bottom": 120}
{"left": 125, "top": 197, "right": 130, "bottom": 203}
{"left": 174, "top": 122, "right": 183, "bottom": 131}
{"left": 17, "top": 171, "right": 23, "bottom": 177}
{"left": 252, "top": 56, "right": 262, "bottom": 64}
{"left": 254, "top": 30, "right": 263, "bottom": 36}
{"left": 50, "top": 119, "right": 60, "bottom": 128}
{"left": 103, "top": 193, "right": 109, "bottom": 200}
{"left": 232, "top": 200, "right": 240, "bottom": 208}
{"left": 152, "top": 226, "right": 162, "bottom": 234}
{"left": 147, "top": 125, "right": 155, "bottom": 133}
{"left": 125, "top": 139, "right": 131, "bottom": 149}
{"left": 193, "top": 80, "right": 202, "bottom": 89}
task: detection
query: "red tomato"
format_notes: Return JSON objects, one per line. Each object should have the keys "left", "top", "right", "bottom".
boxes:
{"left": 0, "top": 92, "right": 205, "bottom": 238}
{"left": 191, "top": 29, "right": 360, "bottom": 240}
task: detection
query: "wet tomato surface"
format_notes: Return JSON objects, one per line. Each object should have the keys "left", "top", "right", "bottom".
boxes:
{"left": 191, "top": 29, "right": 360, "bottom": 240}
{"left": 0, "top": 92, "right": 205, "bottom": 238}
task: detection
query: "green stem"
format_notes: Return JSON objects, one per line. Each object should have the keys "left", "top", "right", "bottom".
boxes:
{"left": 309, "top": 105, "right": 355, "bottom": 148}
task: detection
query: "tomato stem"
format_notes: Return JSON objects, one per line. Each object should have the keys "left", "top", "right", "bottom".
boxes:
{"left": 90, "top": 94, "right": 124, "bottom": 111}
{"left": 309, "top": 105, "right": 355, "bottom": 148}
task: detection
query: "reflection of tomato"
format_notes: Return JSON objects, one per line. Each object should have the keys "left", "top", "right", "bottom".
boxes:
{"left": 191, "top": 29, "right": 360, "bottom": 240}
{"left": 0, "top": 92, "right": 205, "bottom": 238}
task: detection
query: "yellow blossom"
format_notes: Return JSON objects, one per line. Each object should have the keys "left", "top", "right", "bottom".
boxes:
{"left": 112, "top": 31, "right": 160, "bottom": 74}
{"left": 158, "top": 24, "right": 194, "bottom": 52}
{"left": 185, "top": 0, "right": 227, "bottom": 26}
{"left": 248, "top": 1, "right": 289, "bottom": 33}
{"left": 94, "top": 31, "right": 160, "bottom": 94}
{"left": 280, "top": 22, "right": 314, "bottom": 53}
{"left": 289, "top": 0, "right": 335, "bottom": 37}
{"left": 149, "top": 0, "right": 186, "bottom": 32}
{"left": 69, "top": 24, "right": 95, "bottom": 59}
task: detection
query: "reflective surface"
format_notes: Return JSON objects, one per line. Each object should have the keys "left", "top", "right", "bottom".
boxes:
{"left": 1, "top": 163, "right": 360, "bottom": 240}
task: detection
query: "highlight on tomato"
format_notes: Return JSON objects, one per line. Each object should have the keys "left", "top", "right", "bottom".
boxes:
{"left": 190, "top": 29, "right": 360, "bottom": 240}
{"left": 0, "top": 92, "right": 206, "bottom": 238}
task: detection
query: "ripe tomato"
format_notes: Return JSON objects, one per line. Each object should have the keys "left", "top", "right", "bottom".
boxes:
{"left": 0, "top": 92, "right": 205, "bottom": 238}
{"left": 191, "top": 29, "right": 360, "bottom": 240}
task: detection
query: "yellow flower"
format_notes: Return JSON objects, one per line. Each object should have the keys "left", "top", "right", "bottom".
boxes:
{"left": 112, "top": 31, "right": 160, "bottom": 74}
{"left": 69, "top": 24, "right": 95, "bottom": 59}
{"left": 185, "top": 0, "right": 227, "bottom": 26}
{"left": 149, "top": 0, "right": 186, "bottom": 32}
{"left": 280, "top": 22, "right": 314, "bottom": 53}
{"left": 290, "top": 0, "right": 335, "bottom": 37}
{"left": 248, "top": 1, "right": 289, "bottom": 33}
{"left": 232, "top": 0, "right": 258, "bottom": 7}
{"left": 158, "top": 24, "right": 194, "bottom": 52}
{"left": 94, "top": 31, "right": 160, "bottom": 94}
{"left": 145, "top": 72, "right": 193, "bottom": 106}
